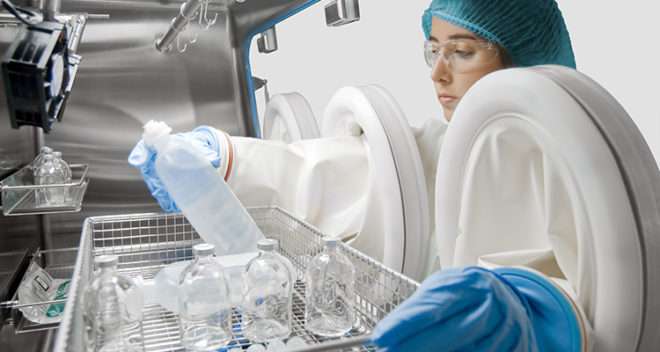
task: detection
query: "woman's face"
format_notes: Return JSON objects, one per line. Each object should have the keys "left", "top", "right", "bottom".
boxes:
{"left": 429, "top": 18, "right": 506, "bottom": 121}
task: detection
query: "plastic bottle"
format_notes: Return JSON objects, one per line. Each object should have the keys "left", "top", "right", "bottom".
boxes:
{"left": 35, "top": 154, "right": 66, "bottom": 205}
{"left": 266, "top": 339, "right": 286, "bottom": 352}
{"left": 305, "top": 238, "right": 356, "bottom": 337}
{"left": 146, "top": 122, "right": 264, "bottom": 255}
{"left": 32, "top": 146, "right": 53, "bottom": 173}
{"left": 83, "top": 255, "right": 144, "bottom": 352}
{"left": 52, "top": 151, "right": 72, "bottom": 201}
{"left": 286, "top": 337, "right": 308, "bottom": 349}
{"left": 52, "top": 151, "right": 72, "bottom": 183}
{"left": 178, "top": 243, "right": 233, "bottom": 351}
{"left": 241, "top": 239, "right": 293, "bottom": 343}
{"left": 246, "top": 344, "right": 266, "bottom": 352}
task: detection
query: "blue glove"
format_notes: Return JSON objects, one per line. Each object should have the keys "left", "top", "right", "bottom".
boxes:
{"left": 372, "top": 267, "right": 582, "bottom": 352}
{"left": 128, "top": 125, "right": 224, "bottom": 212}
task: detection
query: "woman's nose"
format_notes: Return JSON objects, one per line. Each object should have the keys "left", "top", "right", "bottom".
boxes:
{"left": 431, "top": 58, "right": 451, "bottom": 84}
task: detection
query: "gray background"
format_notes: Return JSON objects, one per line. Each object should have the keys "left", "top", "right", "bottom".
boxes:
{"left": 250, "top": 0, "right": 660, "bottom": 165}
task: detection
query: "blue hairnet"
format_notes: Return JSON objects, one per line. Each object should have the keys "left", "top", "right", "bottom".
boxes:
{"left": 422, "top": 0, "right": 576, "bottom": 68}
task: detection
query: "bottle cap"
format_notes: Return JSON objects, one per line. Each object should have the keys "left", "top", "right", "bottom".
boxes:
{"left": 41, "top": 146, "right": 53, "bottom": 154}
{"left": 53, "top": 151, "right": 62, "bottom": 158}
{"left": 323, "top": 237, "right": 339, "bottom": 248}
{"left": 257, "top": 239, "right": 278, "bottom": 251}
{"left": 95, "top": 255, "right": 118, "bottom": 268}
{"left": 193, "top": 243, "right": 215, "bottom": 256}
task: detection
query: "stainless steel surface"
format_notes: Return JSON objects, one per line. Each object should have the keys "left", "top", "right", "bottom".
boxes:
{"left": 0, "top": 249, "right": 28, "bottom": 316}
{"left": 55, "top": 207, "right": 419, "bottom": 352}
{"left": 155, "top": 0, "right": 205, "bottom": 52}
{"left": 257, "top": 26, "right": 277, "bottom": 53}
{"left": 324, "top": 0, "right": 359, "bottom": 27}
{"left": 0, "top": 327, "right": 56, "bottom": 352}
{"left": 25, "top": 0, "right": 254, "bottom": 249}
{"left": 0, "top": 18, "right": 40, "bottom": 252}
{"left": 0, "top": 0, "right": 326, "bottom": 249}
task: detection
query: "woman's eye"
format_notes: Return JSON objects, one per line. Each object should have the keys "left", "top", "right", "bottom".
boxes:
{"left": 454, "top": 50, "right": 475, "bottom": 59}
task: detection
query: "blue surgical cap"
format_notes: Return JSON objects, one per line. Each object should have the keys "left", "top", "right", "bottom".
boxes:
{"left": 422, "top": 0, "right": 576, "bottom": 68}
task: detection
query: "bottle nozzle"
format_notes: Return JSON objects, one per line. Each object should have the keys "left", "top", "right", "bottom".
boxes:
{"left": 143, "top": 120, "right": 173, "bottom": 152}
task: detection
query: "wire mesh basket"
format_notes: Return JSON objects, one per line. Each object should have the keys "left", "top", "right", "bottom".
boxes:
{"left": 54, "top": 206, "right": 419, "bottom": 352}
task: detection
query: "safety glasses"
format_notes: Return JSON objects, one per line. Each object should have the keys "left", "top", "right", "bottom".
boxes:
{"left": 424, "top": 39, "right": 499, "bottom": 73}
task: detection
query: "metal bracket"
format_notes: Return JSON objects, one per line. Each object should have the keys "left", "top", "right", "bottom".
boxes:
{"left": 325, "top": 0, "right": 360, "bottom": 27}
{"left": 257, "top": 26, "right": 278, "bottom": 54}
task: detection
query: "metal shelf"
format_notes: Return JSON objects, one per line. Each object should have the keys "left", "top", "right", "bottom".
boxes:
{"left": 0, "top": 164, "right": 89, "bottom": 216}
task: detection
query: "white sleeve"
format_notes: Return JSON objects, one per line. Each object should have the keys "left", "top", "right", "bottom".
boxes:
{"left": 225, "top": 136, "right": 370, "bottom": 239}
{"left": 440, "top": 124, "right": 594, "bottom": 349}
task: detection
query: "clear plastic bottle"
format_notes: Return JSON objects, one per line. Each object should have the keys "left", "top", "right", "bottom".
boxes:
{"left": 52, "top": 151, "right": 72, "bottom": 182}
{"left": 83, "top": 255, "right": 144, "bottom": 352}
{"left": 178, "top": 243, "right": 233, "bottom": 351}
{"left": 305, "top": 238, "right": 356, "bottom": 337}
{"left": 147, "top": 123, "right": 264, "bottom": 255}
{"left": 35, "top": 154, "right": 66, "bottom": 205}
{"left": 52, "top": 151, "right": 72, "bottom": 201}
{"left": 32, "top": 146, "right": 53, "bottom": 173}
{"left": 241, "top": 239, "right": 293, "bottom": 343}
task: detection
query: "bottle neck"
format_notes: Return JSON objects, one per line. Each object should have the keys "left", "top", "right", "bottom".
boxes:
{"left": 195, "top": 252, "right": 214, "bottom": 264}
{"left": 259, "top": 248, "right": 276, "bottom": 258}
{"left": 98, "top": 265, "right": 117, "bottom": 281}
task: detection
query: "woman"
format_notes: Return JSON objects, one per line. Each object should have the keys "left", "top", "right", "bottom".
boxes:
{"left": 423, "top": 0, "right": 575, "bottom": 121}
{"left": 130, "top": 0, "right": 583, "bottom": 350}
{"left": 369, "top": 1, "right": 583, "bottom": 351}
{"left": 412, "top": 0, "right": 577, "bottom": 274}
{"left": 371, "top": 2, "right": 581, "bottom": 351}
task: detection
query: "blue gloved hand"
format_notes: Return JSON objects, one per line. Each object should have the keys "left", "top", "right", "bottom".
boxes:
{"left": 128, "top": 124, "right": 225, "bottom": 212}
{"left": 372, "top": 267, "right": 582, "bottom": 352}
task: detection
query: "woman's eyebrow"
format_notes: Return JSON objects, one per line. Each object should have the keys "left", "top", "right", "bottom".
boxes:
{"left": 429, "top": 33, "right": 479, "bottom": 42}
{"left": 448, "top": 33, "right": 478, "bottom": 41}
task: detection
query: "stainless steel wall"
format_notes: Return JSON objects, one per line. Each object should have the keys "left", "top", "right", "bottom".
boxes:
{"left": 0, "top": 0, "right": 247, "bottom": 250}
{"left": 0, "top": 19, "right": 41, "bottom": 253}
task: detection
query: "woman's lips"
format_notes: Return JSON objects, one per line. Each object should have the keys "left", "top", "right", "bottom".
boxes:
{"left": 438, "top": 95, "right": 458, "bottom": 106}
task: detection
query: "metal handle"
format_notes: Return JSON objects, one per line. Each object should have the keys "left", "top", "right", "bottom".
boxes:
{"left": 155, "top": 0, "right": 204, "bottom": 52}
{"left": 286, "top": 335, "right": 372, "bottom": 352}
